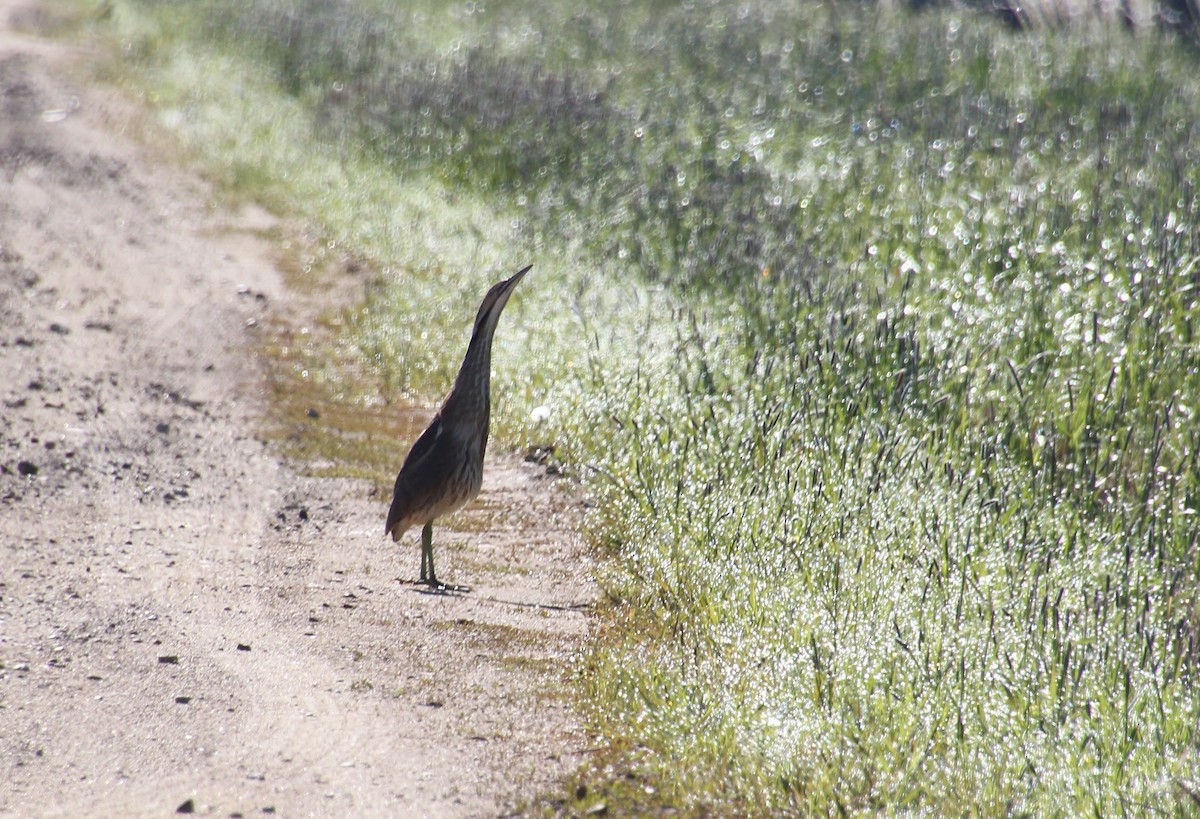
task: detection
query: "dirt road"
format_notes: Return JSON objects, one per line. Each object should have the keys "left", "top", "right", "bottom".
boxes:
{"left": 0, "top": 5, "right": 593, "bottom": 816}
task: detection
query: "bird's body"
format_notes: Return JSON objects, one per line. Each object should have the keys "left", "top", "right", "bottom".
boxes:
{"left": 385, "top": 265, "right": 530, "bottom": 591}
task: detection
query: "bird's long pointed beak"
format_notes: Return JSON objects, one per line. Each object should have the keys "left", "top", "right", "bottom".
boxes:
{"left": 506, "top": 264, "right": 532, "bottom": 288}
{"left": 491, "top": 263, "right": 530, "bottom": 307}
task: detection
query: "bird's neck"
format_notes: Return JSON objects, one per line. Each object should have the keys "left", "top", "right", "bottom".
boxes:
{"left": 443, "top": 327, "right": 494, "bottom": 425}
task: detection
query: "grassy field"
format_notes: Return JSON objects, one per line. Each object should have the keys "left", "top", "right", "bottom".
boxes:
{"left": 85, "top": 0, "right": 1200, "bottom": 813}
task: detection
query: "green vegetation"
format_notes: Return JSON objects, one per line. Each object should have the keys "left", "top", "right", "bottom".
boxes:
{"left": 90, "top": 0, "right": 1198, "bottom": 813}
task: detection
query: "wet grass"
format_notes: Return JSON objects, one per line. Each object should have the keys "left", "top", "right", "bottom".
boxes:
{"left": 85, "top": 0, "right": 1200, "bottom": 814}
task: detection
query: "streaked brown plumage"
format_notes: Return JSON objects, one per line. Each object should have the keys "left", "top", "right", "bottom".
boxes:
{"left": 385, "top": 265, "right": 530, "bottom": 590}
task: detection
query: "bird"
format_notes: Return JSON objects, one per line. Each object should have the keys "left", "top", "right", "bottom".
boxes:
{"left": 385, "top": 264, "right": 531, "bottom": 591}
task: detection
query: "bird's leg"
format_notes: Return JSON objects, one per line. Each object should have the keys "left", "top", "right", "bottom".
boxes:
{"left": 424, "top": 522, "right": 435, "bottom": 584}
{"left": 422, "top": 520, "right": 471, "bottom": 593}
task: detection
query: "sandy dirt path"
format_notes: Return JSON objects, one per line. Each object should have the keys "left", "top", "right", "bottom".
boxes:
{"left": 0, "top": 4, "right": 594, "bottom": 816}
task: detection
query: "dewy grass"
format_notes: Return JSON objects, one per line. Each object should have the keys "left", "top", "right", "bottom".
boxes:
{"left": 91, "top": 0, "right": 1200, "bottom": 813}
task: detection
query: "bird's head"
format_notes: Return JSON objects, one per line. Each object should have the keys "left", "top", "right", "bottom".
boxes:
{"left": 471, "top": 264, "right": 530, "bottom": 342}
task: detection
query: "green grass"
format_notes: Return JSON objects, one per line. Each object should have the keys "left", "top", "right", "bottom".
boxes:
{"left": 83, "top": 0, "right": 1200, "bottom": 813}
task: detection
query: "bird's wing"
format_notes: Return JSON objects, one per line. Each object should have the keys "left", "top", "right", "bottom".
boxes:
{"left": 401, "top": 410, "right": 443, "bottom": 472}
{"left": 385, "top": 413, "right": 455, "bottom": 537}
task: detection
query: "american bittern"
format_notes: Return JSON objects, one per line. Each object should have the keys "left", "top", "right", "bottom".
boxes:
{"left": 385, "top": 265, "right": 530, "bottom": 591}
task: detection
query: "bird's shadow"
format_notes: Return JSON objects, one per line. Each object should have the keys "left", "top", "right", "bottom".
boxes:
{"left": 395, "top": 577, "right": 473, "bottom": 596}
{"left": 393, "top": 578, "right": 592, "bottom": 611}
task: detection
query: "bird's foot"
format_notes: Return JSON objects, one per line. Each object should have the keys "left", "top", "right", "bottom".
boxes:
{"left": 425, "top": 576, "right": 472, "bottom": 593}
